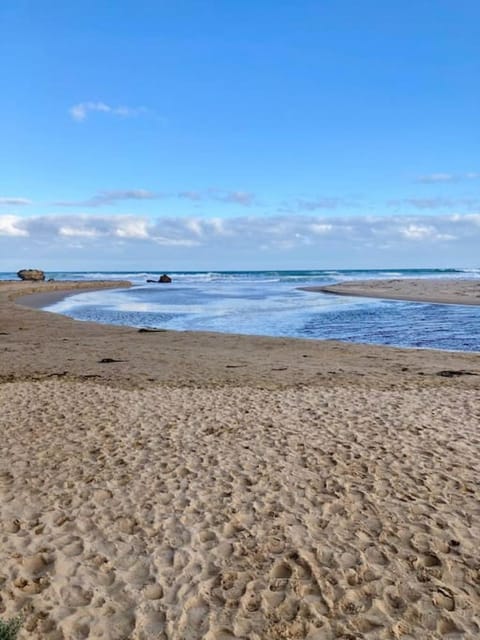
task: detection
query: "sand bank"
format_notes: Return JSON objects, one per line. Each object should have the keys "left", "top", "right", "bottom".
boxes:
{"left": 14, "top": 281, "right": 132, "bottom": 310}
{"left": 1, "top": 280, "right": 480, "bottom": 639}
{"left": 2, "top": 279, "right": 132, "bottom": 310}
{"left": 303, "top": 278, "right": 480, "bottom": 306}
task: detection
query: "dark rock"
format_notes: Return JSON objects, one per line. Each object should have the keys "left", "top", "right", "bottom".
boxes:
{"left": 158, "top": 274, "right": 172, "bottom": 283}
{"left": 146, "top": 279, "right": 157, "bottom": 283}
{"left": 17, "top": 269, "right": 45, "bottom": 281}
{"left": 437, "top": 370, "right": 477, "bottom": 377}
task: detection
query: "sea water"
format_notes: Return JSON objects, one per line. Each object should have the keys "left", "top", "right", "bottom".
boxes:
{"left": 2, "top": 269, "right": 480, "bottom": 352}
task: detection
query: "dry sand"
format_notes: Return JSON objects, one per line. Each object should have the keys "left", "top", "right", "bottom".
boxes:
{"left": 1, "top": 280, "right": 480, "bottom": 639}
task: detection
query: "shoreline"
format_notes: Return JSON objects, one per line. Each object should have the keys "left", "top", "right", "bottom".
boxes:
{"left": 2, "top": 278, "right": 132, "bottom": 310}
{"left": 302, "top": 277, "right": 480, "bottom": 306}
{"left": 12, "top": 277, "right": 480, "bottom": 355}
{"left": 1, "top": 279, "right": 479, "bottom": 389}
{"left": 13, "top": 280, "right": 132, "bottom": 310}
{"left": 2, "top": 279, "right": 480, "bottom": 638}
{"left": 11, "top": 276, "right": 480, "bottom": 318}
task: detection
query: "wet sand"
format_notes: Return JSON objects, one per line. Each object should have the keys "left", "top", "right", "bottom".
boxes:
{"left": 1, "top": 280, "right": 480, "bottom": 639}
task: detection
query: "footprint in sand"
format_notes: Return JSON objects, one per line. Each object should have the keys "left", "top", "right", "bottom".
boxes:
{"left": 437, "top": 617, "right": 464, "bottom": 636}
{"left": 339, "top": 589, "right": 372, "bottom": 616}
{"left": 384, "top": 586, "right": 407, "bottom": 613}
{"left": 0, "top": 471, "right": 14, "bottom": 498}
{"left": 220, "top": 571, "right": 249, "bottom": 603}
{"left": 60, "top": 584, "right": 94, "bottom": 607}
{"left": 177, "top": 595, "right": 210, "bottom": 638}
{"left": 433, "top": 586, "right": 455, "bottom": 612}
{"left": 270, "top": 561, "right": 292, "bottom": 580}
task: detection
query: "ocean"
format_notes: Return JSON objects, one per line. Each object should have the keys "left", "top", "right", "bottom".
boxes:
{"left": 2, "top": 268, "right": 480, "bottom": 352}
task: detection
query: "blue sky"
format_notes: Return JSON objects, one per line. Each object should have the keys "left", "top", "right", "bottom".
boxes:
{"left": 1, "top": 1, "right": 479, "bottom": 270}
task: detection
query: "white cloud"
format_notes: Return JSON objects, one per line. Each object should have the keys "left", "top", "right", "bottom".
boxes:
{"left": 2, "top": 213, "right": 474, "bottom": 246}
{"left": 463, "top": 213, "right": 480, "bottom": 226}
{"left": 0, "top": 215, "right": 29, "bottom": 236}
{"left": 179, "top": 189, "right": 256, "bottom": 206}
{"left": 399, "top": 224, "right": 435, "bottom": 240}
{"left": 178, "top": 190, "right": 203, "bottom": 201}
{"left": 59, "top": 226, "right": 100, "bottom": 238}
{"left": 416, "top": 172, "right": 480, "bottom": 184}
{"left": 69, "top": 102, "right": 147, "bottom": 122}
{"left": 55, "top": 189, "right": 158, "bottom": 208}
{"left": 389, "top": 197, "right": 480, "bottom": 211}
{"left": 416, "top": 173, "right": 457, "bottom": 184}
{"left": 185, "top": 219, "right": 204, "bottom": 236}
{"left": 115, "top": 220, "right": 149, "bottom": 239}
{"left": 206, "top": 217, "right": 232, "bottom": 236}
{"left": 405, "top": 198, "right": 453, "bottom": 209}
{"left": 282, "top": 197, "right": 344, "bottom": 212}
{"left": 2, "top": 213, "right": 479, "bottom": 268}
{"left": 214, "top": 190, "right": 255, "bottom": 206}
{"left": 0, "top": 197, "right": 32, "bottom": 206}
{"left": 54, "top": 188, "right": 255, "bottom": 208}
{"left": 310, "top": 223, "right": 333, "bottom": 235}
{"left": 278, "top": 197, "right": 363, "bottom": 214}
{"left": 151, "top": 236, "right": 200, "bottom": 247}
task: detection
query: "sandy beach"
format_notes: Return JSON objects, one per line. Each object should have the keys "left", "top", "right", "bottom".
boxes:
{"left": 304, "top": 278, "right": 480, "bottom": 306}
{"left": 1, "top": 279, "right": 480, "bottom": 639}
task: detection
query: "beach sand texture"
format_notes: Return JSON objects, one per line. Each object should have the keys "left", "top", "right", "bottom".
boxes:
{"left": 1, "top": 280, "right": 480, "bottom": 639}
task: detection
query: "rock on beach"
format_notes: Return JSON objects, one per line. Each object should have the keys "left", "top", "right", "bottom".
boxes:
{"left": 17, "top": 269, "right": 45, "bottom": 281}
